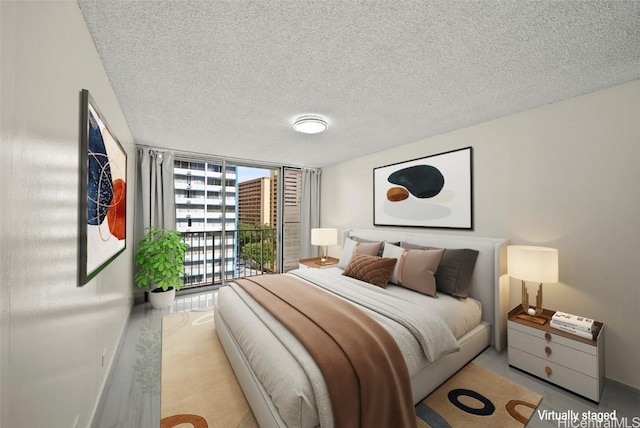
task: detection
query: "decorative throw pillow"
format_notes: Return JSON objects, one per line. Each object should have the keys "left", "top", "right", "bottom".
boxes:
{"left": 351, "top": 236, "right": 399, "bottom": 257}
{"left": 434, "top": 248, "right": 480, "bottom": 298}
{"left": 383, "top": 243, "right": 444, "bottom": 297}
{"left": 401, "top": 242, "right": 479, "bottom": 298}
{"left": 341, "top": 253, "right": 397, "bottom": 288}
{"left": 338, "top": 238, "right": 383, "bottom": 268}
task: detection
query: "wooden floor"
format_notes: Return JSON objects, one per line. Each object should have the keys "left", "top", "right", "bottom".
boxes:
{"left": 92, "top": 289, "right": 639, "bottom": 427}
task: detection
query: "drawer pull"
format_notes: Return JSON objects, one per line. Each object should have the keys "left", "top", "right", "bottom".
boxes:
{"left": 545, "top": 346, "right": 552, "bottom": 356}
{"left": 545, "top": 366, "right": 552, "bottom": 377}
{"left": 545, "top": 332, "right": 552, "bottom": 342}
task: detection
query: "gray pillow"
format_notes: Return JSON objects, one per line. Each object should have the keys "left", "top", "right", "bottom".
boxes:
{"left": 401, "top": 243, "right": 479, "bottom": 298}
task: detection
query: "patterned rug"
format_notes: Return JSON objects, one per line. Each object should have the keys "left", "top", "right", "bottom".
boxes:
{"left": 161, "top": 309, "right": 540, "bottom": 428}
{"left": 416, "top": 363, "right": 542, "bottom": 427}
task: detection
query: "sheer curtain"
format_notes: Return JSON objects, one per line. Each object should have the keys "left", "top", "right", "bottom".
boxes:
{"left": 299, "top": 168, "right": 321, "bottom": 258}
{"left": 134, "top": 147, "right": 176, "bottom": 246}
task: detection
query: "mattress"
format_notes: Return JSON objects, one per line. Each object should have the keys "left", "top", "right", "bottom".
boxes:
{"left": 216, "top": 268, "right": 483, "bottom": 428}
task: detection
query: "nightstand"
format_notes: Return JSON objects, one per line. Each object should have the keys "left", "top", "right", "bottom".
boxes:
{"left": 507, "top": 306, "right": 605, "bottom": 402}
{"left": 298, "top": 256, "right": 339, "bottom": 269}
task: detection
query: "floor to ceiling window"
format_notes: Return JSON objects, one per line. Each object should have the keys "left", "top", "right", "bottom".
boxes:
{"left": 174, "top": 157, "right": 301, "bottom": 290}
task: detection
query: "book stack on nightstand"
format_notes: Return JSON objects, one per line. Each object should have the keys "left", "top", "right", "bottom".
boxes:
{"left": 298, "top": 256, "right": 339, "bottom": 269}
{"left": 508, "top": 306, "right": 605, "bottom": 402}
{"left": 549, "top": 311, "right": 600, "bottom": 340}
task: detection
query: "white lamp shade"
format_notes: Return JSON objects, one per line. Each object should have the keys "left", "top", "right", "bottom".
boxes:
{"left": 311, "top": 228, "right": 338, "bottom": 246}
{"left": 507, "top": 245, "right": 559, "bottom": 283}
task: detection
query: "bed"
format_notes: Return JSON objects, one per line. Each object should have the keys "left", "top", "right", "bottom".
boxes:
{"left": 214, "top": 229, "right": 509, "bottom": 427}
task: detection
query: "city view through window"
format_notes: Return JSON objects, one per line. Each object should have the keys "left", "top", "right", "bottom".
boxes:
{"left": 174, "top": 159, "right": 301, "bottom": 289}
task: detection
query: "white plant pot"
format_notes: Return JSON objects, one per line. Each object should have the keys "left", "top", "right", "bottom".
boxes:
{"left": 148, "top": 287, "right": 176, "bottom": 309}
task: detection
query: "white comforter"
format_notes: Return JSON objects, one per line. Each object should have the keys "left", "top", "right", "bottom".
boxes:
{"left": 293, "top": 268, "right": 460, "bottom": 362}
{"left": 216, "top": 268, "right": 481, "bottom": 428}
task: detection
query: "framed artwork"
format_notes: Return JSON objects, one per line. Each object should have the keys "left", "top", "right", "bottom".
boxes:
{"left": 79, "top": 89, "right": 127, "bottom": 285}
{"left": 373, "top": 147, "right": 473, "bottom": 229}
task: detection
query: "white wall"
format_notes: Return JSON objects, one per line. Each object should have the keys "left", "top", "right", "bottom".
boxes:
{"left": 1, "top": 1, "right": 135, "bottom": 427}
{"left": 322, "top": 80, "right": 640, "bottom": 390}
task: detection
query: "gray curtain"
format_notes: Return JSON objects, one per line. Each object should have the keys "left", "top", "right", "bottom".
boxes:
{"left": 299, "top": 168, "right": 321, "bottom": 258}
{"left": 135, "top": 147, "right": 176, "bottom": 246}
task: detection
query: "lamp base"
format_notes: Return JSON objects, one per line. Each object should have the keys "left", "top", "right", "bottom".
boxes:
{"left": 516, "top": 313, "right": 548, "bottom": 325}
{"left": 521, "top": 280, "right": 545, "bottom": 322}
{"left": 316, "top": 246, "right": 329, "bottom": 266}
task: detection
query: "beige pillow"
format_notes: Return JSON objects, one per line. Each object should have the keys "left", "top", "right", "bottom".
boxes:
{"left": 341, "top": 253, "right": 397, "bottom": 288}
{"left": 338, "top": 238, "right": 383, "bottom": 268}
{"left": 401, "top": 242, "right": 479, "bottom": 298}
{"left": 355, "top": 241, "right": 383, "bottom": 256}
{"left": 351, "top": 236, "right": 398, "bottom": 256}
{"left": 383, "top": 243, "right": 444, "bottom": 297}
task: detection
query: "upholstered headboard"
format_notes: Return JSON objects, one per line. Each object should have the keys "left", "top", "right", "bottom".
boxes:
{"left": 344, "top": 229, "right": 509, "bottom": 351}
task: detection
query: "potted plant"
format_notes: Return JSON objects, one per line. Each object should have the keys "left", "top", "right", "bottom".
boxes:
{"left": 135, "top": 227, "right": 188, "bottom": 309}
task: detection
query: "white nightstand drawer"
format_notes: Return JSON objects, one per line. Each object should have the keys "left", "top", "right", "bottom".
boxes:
{"left": 508, "top": 320, "right": 597, "bottom": 355}
{"left": 508, "top": 327, "right": 598, "bottom": 377}
{"left": 507, "top": 306, "right": 605, "bottom": 402}
{"left": 509, "top": 347, "right": 601, "bottom": 402}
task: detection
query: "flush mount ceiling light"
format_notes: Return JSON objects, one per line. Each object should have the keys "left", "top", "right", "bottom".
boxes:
{"left": 293, "top": 115, "right": 328, "bottom": 134}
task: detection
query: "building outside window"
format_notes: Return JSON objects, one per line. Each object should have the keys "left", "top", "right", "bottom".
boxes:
{"left": 174, "top": 160, "right": 238, "bottom": 287}
{"left": 174, "top": 159, "right": 301, "bottom": 290}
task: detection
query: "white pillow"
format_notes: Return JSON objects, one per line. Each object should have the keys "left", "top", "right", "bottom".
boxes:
{"left": 338, "top": 238, "right": 358, "bottom": 268}
{"left": 381, "top": 242, "right": 405, "bottom": 283}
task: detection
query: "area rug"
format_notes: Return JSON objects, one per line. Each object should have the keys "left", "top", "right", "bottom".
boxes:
{"left": 416, "top": 363, "right": 542, "bottom": 428}
{"left": 160, "top": 308, "right": 257, "bottom": 428}
{"left": 161, "top": 309, "right": 540, "bottom": 428}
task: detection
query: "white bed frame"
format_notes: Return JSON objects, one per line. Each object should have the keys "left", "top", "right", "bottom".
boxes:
{"left": 215, "top": 229, "right": 509, "bottom": 428}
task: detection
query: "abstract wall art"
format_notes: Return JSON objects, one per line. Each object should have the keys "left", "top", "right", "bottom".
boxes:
{"left": 79, "top": 89, "right": 127, "bottom": 285}
{"left": 373, "top": 147, "right": 473, "bottom": 229}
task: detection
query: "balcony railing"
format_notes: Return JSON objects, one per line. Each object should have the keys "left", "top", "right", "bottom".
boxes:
{"left": 180, "top": 227, "right": 277, "bottom": 289}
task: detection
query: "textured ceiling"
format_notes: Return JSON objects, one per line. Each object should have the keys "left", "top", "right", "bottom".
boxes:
{"left": 77, "top": 1, "right": 640, "bottom": 168}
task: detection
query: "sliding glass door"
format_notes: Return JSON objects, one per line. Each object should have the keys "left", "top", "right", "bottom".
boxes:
{"left": 174, "top": 158, "right": 301, "bottom": 290}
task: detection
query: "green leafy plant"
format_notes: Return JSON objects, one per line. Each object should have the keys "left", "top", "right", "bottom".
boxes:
{"left": 134, "top": 227, "right": 188, "bottom": 292}
{"left": 238, "top": 223, "right": 276, "bottom": 272}
{"left": 241, "top": 241, "right": 276, "bottom": 271}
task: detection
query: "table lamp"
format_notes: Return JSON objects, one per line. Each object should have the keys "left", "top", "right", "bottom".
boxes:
{"left": 507, "top": 245, "right": 559, "bottom": 324}
{"left": 311, "top": 228, "right": 338, "bottom": 265}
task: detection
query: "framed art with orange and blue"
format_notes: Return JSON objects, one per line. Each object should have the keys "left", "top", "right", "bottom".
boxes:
{"left": 78, "top": 89, "right": 127, "bottom": 285}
